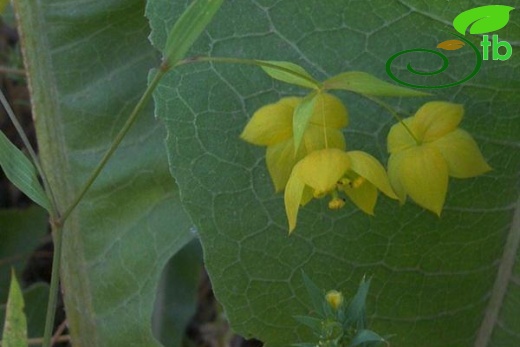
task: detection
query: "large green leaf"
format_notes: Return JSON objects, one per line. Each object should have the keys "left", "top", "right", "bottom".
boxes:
{"left": 150, "top": 1, "right": 520, "bottom": 346}
{"left": 13, "top": 0, "right": 194, "bottom": 346}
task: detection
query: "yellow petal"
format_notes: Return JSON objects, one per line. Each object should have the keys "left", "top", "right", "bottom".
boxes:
{"left": 387, "top": 152, "right": 407, "bottom": 204}
{"left": 343, "top": 180, "right": 378, "bottom": 215}
{"left": 284, "top": 172, "right": 306, "bottom": 233}
{"left": 266, "top": 139, "right": 300, "bottom": 192}
{"left": 294, "top": 149, "right": 351, "bottom": 195}
{"left": 309, "top": 92, "right": 348, "bottom": 129}
{"left": 433, "top": 129, "right": 492, "bottom": 178}
{"left": 303, "top": 125, "right": 346, "bottom": 153}
{"left": 387, "top": 117, "right": 417, "bottom": 153}
{"left": 346, "top": 151, "right": 398, "bottom": 199}
{"left": 240, "top": 97, "right": 300, "bottom": 146}
{"left": 397, "top": 145, "right": 449, "bottom": 215}
{"left": 301, "top": 185, "right": 314, "bottom": 206}
{"left": 413, "top": 101, "right": 464, "bottom": 142}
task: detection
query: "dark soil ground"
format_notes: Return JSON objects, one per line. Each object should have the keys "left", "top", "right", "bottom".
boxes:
{"left": 0, "top": 18, "right": 262, "bottom": 347}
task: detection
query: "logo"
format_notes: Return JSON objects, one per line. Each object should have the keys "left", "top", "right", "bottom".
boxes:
{"left": 386, "top": 5, "right": 515, "bottom": 89}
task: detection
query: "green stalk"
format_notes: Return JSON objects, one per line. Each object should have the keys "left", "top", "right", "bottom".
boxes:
{"left": 176, "top": 56, "right": 322, "bottom": 89}
{"left": 42, "top": 221, "right": 63, "bottom": 347}
{"left": 59, "top": 67, "right": 167, "bottom": 224}
{"left": 363, "top": 95, "right": 420, "bottom": 145}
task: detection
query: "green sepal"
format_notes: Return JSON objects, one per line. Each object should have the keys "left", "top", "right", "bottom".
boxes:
{"left": 164, "top": 0, "right": 224, "bottom": 67}
{"left": 0, "top": 130, "right": 51, "bottom": 211}
{"left": 258, "top": 60, "right": 321, "bottom": 89}
{"left": 2, "top": 270, "right": 28, "bottom": 347}
{"left": 323, "top": 71, "right": 429, "bottom": 97}
{"left": 293, "top": 92, "right": 318, "bottom": 154}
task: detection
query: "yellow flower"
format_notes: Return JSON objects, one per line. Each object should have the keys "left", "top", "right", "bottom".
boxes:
{"left": 284, "top": 149, "right": 397, "bottom": 233}
{"left": 240, "top": 93, "right": 347, "bottom": 191}
{"left": 387, "top": 101, "right": 492, "bottom": 215}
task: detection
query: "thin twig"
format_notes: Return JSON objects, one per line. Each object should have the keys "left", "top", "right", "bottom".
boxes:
{"left": 51, "top": 319, "right": 68, "bottom": 345}
{"left": 0, "top": 335, "right": 71, "bottom": 346}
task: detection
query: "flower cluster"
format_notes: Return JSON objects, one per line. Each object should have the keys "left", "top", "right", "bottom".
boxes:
{"left": 240, "top": 93, "right": 347, "bottom": 191}
{"left": 241, "top": 91, "right": 490, "bottom": 233}
{"left": 242, "top": 92, "right": 397, "bottom": 233}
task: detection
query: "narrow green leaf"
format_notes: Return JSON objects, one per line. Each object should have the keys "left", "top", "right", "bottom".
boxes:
{"left": 344, "top": 277, "right": 371, "bottom": 330}
{"left": 164, "top": 0, "right": 224, "bottom": 66}
{"left": 258, "top": 61, "right": 320, "bottom": 89}
{"left": 349, "top": 329, "right": 386, "bottom": 347}
{"left": 2, "top": 270, "right": 27, "bottom": 347}
{"left": 293, "top": 92, "right": 318, "bottom": 153}
{"left": 1, "top": 284, "right": 50, "bottom": 340}
{"left": 301, "top": 271, "right": 326, "bottom": 318}
{"left": 323, "top": 71, "right": 429, "bottom": 97}
{"left": 453, "top": 5, "right": 515, "bottom": 35}
{"left": 0, "top": 131, "right": 50, "bottom": 211}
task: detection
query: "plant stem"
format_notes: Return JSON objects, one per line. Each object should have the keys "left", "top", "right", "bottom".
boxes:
{"left": 42, "top": 221, "right": 63, "bottom": 347}
{"left": 364, "top": 95, "right": 420, "bottom": 145}
{"left": 60, "top": 67, "right": 167, "bottom": 223}
{"left": 176, "top": 56, "right": 322, "bottom": 90}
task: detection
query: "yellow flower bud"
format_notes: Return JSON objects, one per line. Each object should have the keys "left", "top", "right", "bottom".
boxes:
{"left": 325, "top": 290, "right": 344, "bottom": 310}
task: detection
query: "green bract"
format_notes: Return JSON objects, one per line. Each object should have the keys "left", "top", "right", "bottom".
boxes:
{"left": 258, "top": 60, "right": 321, "bottom": 89}
{"left": 163, "top": 0, "right": 224, "bottom": 66}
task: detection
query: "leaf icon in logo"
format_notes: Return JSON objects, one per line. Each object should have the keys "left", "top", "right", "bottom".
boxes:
{"left": 437, "top": 39, "right": 465, "bottom": 51}
{"left": 453, "top": 5, "right": 514, "bottom": 35}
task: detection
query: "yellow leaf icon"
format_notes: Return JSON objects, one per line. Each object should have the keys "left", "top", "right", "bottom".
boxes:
{"left": 436, "top": 39, "right": 465, "bottom": 51}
